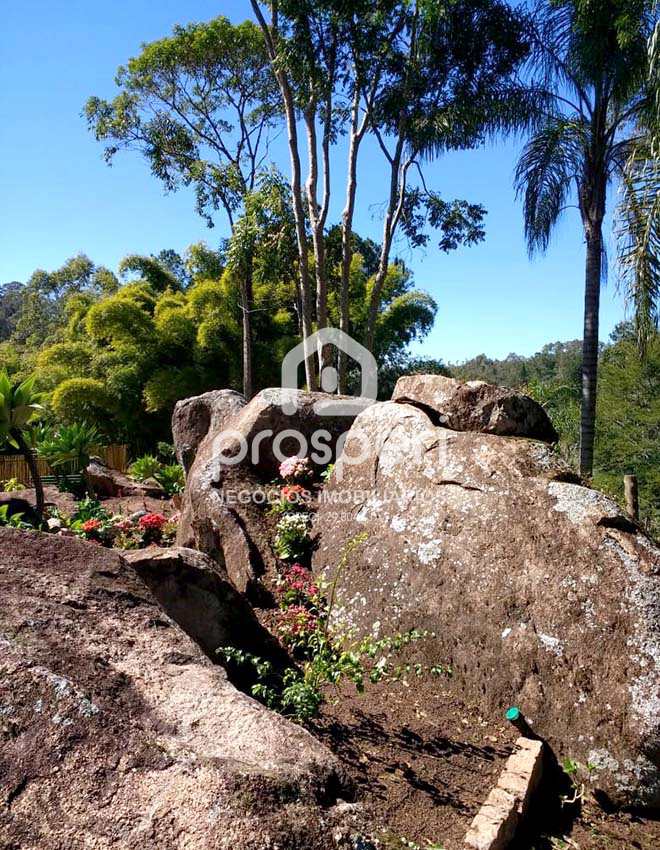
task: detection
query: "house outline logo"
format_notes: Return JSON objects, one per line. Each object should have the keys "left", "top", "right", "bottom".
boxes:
{"left": 280, "top": 328, "right": 378, "bottom": 416}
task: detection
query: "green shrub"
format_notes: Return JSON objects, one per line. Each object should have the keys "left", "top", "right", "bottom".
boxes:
{"left": 128, "top": 454, "right": 184, "bottom": 496}
{"left": 128, "top": 454, "right": 162, "bottom": 481}
{"left": 1, "top": 478, "right": 25, "bottom": 492}
{"left": 38, "top": 422, "right": 102, "bottom": 474}
{"left": 51, "top": 378, "right": 116, "bottom": 426}
{"left": 157, "top": 441, "right": 176, "bottom": 461}
{"left": 156, "top": 463, "right": 185, "bottom": 496}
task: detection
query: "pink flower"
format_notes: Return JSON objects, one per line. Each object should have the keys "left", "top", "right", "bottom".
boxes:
{"left": 278, "top": 456, "right": 311, "bottom": 482}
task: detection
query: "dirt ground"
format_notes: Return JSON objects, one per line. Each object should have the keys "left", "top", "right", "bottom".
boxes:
{"left": 312, "top": 677, "right": 660, "bottom": 850}
{"left": 313, "top": 677, "right": 518, "bottom": 850}
{"left": 4, "top": 485, "right": 178, "bottom": 519}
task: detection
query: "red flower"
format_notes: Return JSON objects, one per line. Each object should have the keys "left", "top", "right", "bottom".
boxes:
{"left": 81, "top": 518, "right": 102, "bottom": 533}
{"left": 138, "top": 513, "right": 167, "bottom": 531}
{"left": 281, "top": 484, "right": 309, "bottom": 503}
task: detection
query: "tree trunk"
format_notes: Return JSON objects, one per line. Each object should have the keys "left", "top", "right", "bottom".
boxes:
{"left": 287, "top": 97, "right": 318, "bottom": 391}
{"left": 250, "top": 0, "right": 317, "bottom": 391}
{"left": 580, "top": 222, "right": 603, "bottom": 477}
{"left": 240, "top": 257, "right": 254, "bottom": 399}
{"left": 339, "top": 87, "right": 364, "bottom": 393}
{"left": 15, "top": 430, "right": 44, "bottom": 519}
{"left": 365, "top": 142, "right": 408, "bottom": 353}
{"left": 304, "top": 104, "right": 331, "bottom": 374}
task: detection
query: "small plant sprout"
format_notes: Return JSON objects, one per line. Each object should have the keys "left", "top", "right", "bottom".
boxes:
{"left": 559, "top": 757, "right": 595, "bottom": 807}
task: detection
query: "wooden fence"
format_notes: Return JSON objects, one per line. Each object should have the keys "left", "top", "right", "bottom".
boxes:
{"left": 0, "top": 445, "right": 128, "bottom": 487}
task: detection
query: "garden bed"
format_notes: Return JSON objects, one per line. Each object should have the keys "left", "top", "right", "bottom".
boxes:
{"left": 313, "top": 676, "right": 518, "bottom": 850}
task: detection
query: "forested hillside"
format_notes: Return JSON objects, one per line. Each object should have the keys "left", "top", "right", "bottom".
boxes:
{"left": 453, "top": 326, "right": 660, "bottom": 535}
{"left": 0, "top": 239, "right": 438, "bottom": 450}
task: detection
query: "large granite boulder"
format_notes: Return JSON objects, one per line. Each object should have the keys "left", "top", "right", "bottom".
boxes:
{"left": 172, "top": 389, "right": 246, "bottom": 474}
{"left": 312, "top": 400, "right": 660, "bottom": 808}
{"left": 174, "top": 388, "right": 365, "bottom": 594}
{"left": 123, "top": 546, "right": 291, "bottom": 679}
{"left": 392, "top": 374, "right": 558, "bottom": 442}
{"left": 0, "top": 529, "right": 366, "bottom": 849}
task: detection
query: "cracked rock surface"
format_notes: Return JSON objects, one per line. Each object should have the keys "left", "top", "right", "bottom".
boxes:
{"left": 174, "top": 388, "right": 363, "bottom": 593}
{"left": 0, "top": 529, "right": 363, "bottom": 849}
{"left": 312, "top": 400, "right": 660, "bottom": 808}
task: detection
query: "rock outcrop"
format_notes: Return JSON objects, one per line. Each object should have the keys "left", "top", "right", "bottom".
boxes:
{"left": 174, "top": 388, "right": 364, "bottom": 593}
{"left": 172, "top": 389, "right": 246, "bottom": 474}
{"left": 85, "top": 458, "right": 165, "bottom": 499}
{"left": 123, "top": 546, "right": 290, "bottom": 679}
{"left": 312, "top": 398, "right": 660, "bottom": 808}
{"left": 392, "top": 374, "right": 558, "bottom": 442}
{"left": 0, "top": 529, "right": 366, "bottom": 849}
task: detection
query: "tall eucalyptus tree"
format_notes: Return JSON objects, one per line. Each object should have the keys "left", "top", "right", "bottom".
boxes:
{"left": 86, "top": 17, "right": 280, "bottom": 399}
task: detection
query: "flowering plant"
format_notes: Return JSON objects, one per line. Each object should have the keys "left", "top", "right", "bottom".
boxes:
{"left": 275, "top": 605, "right": 321, "bottom": 646}
{"left": 275, "top": 563, "right": 321, "bottom": 608}
{"left": 278, "top": 456, "right": 311, "bottom": 482}
{"left": 58, "top": 506, "right": 177, "bottom": 550}
{"left": 281, "top": 484, "right": 309, "bottom": 503}
{"left": 138, "top": 513, "right": 167, "bottom": 531}
{"left": 273, "top": 512, "right": 311, "bottom": 560}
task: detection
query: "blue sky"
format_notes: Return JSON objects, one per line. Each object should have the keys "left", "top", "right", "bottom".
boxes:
{"left": 0, "top": 0, "right": 629, "bottom": 364}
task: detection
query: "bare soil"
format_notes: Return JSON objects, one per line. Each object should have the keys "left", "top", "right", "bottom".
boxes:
{"left": 312, "top": 676, "right": 518, "bottom": 850}
{"left": 7, "top": 484, "right": 178, "bottom": 519}
{"left": 312, "top": 677, "right": 660, "bottom": 850}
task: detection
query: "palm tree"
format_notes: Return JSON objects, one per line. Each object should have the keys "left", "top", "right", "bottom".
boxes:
{"left": 616, "top": 17, "right": 660, "bottom": 354}
{"left": 515, "top": 0, "right": 659, "bottom": 476}
{"left": 0, "top": 371, "right": 45, "bottom": 517}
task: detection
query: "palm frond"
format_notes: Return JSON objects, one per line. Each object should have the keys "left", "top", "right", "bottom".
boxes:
{"left": 514, "top": 116, "right": 585, "bottom": 255}
{"left": 616, "top": 146, "right": 660, "bottom": 353}
{"left": 527, "top": 0, "right": 589, "bottom": 115}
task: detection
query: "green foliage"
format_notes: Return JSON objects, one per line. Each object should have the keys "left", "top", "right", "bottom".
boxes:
{"left": 0, "top": 504, "right": 30, "bottom": 529}
{"left": 0, "top": 371, "right": 43, "bottom": 450}
{"left": 85, "top": 16, "right": 280, "bottom": 226}
{"left": 128, "top": 454, "right": 184, "bottom": 495}
{"left": 1, "top": 478, "right": 25, "bottom": 492}
{"left": 70, "top": 497, "right": 108, "bottom": 524}
{"left": 156, "top": 464, "right": 185, "bottom": 496}
{"left": 156, "top": 441, "right": 176, "bottom": 461}
{"left": 51, "top": 378, "right": 116, "bottom": 428}
{"left": 219, "top": 627, "right": 434, "bottom": 724}
{"left": 128, "top": 454, "right": 162, "bottom": 482}
{"left": 0, "top": 282, "right": 24, "bottom": 342}
{"left": 38, "top": 422, "right": 102, "bottom": 473}
{"left": 593, "top": 330, "right": 660, "bottom": 536}
{"left": 320, "top": 464, "right": 334, "bottom": 484}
